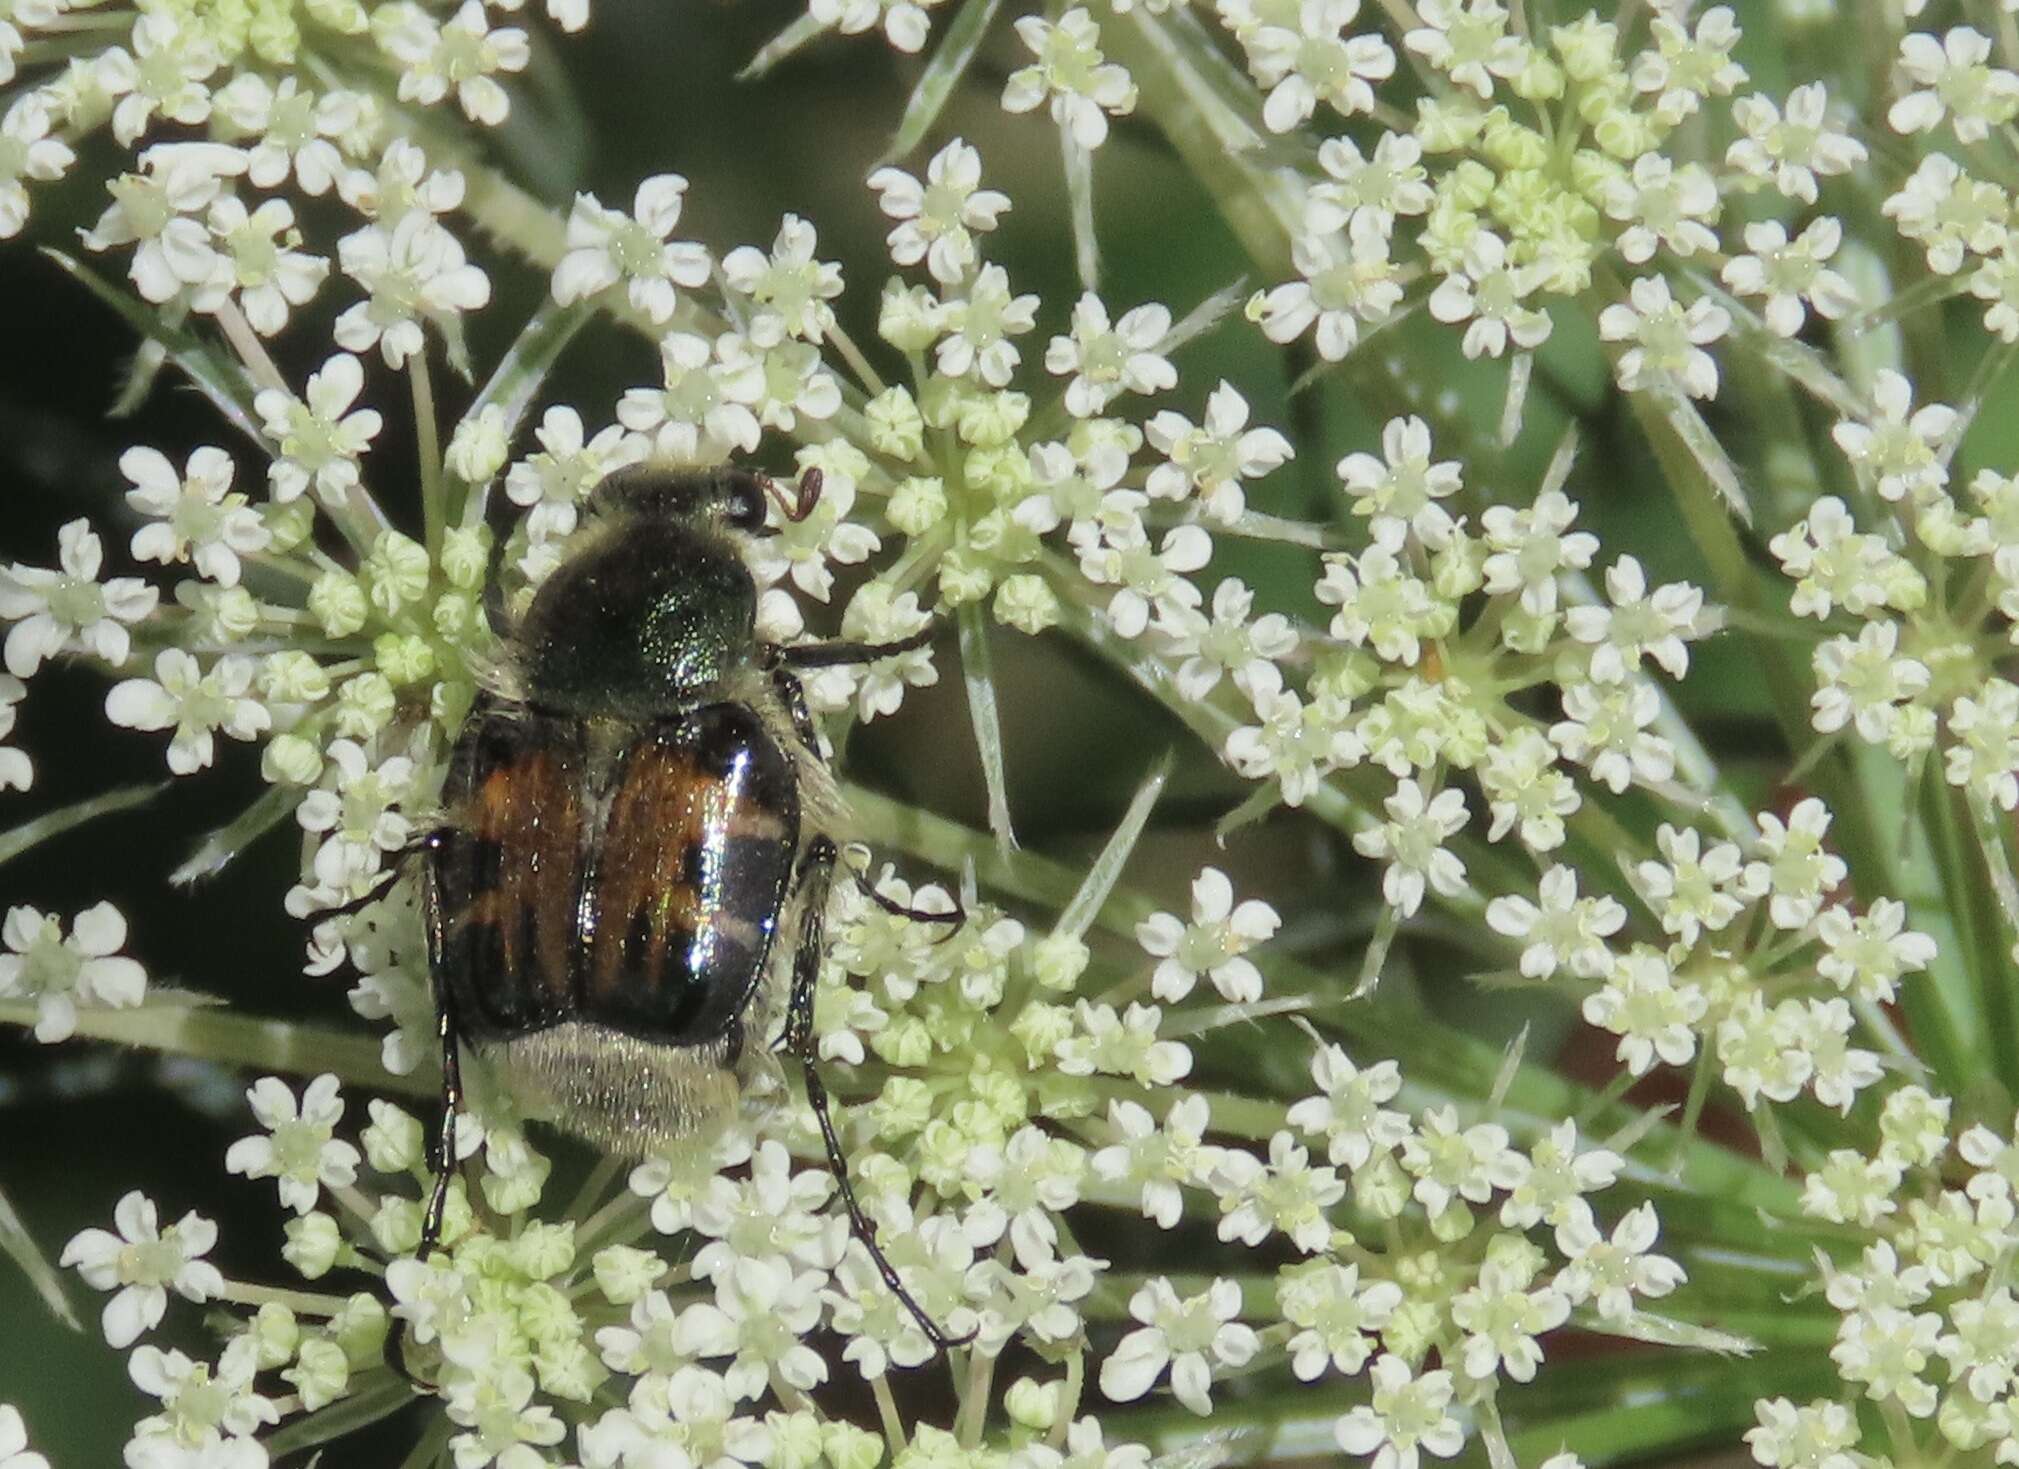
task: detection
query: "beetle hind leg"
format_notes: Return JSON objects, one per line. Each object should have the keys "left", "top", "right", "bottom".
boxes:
{"left": 784, "top": 836, "right": 974, "bottom": 1355}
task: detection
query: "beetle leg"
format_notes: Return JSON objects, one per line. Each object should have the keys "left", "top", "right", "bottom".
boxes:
{"left": 785, "top": 835, "right": 975, "bottom": 1355}
{"left": 418, "top": 852, "right": 463, "bottom": 1263}
{"left": 768, "top": 624, "right": 937, "bottom": 669}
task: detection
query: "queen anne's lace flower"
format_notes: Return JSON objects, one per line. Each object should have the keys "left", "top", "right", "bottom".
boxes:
{"left": 61, "top": 1191, "right": 223, "bottom": 1349}
{"left": 1001, "top": 9, "right": 1137, "bottom": 149}
{"left": 0, "top": 519, "right": 158, "bottom": 677}
{"left": 552, "top": 174, "right": 710, "bottom": 323}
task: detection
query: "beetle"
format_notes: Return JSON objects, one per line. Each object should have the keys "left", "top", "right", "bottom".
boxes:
{"left": 414, "top": 461, "right": 961, "bottom": 1351}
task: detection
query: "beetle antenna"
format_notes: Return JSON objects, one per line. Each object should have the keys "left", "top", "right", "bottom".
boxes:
{"left": 756, "top": 466, "right": 823, "bottom": 525}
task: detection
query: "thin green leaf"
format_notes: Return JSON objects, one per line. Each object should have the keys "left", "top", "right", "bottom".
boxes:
{"left": 1578, "top": 1308, "right": 1759, "bottom": 1356}
{"left": 1160, "top": 993, "right": 1317, "bottom": 1039}
{"left": 956, "top": 600, "right": 1018, "bottom": 852}
{"left": 110, "top": 338, "right": 170, "bottom": 419}
{"left": 1062, "top": 126, "right": 1099, "bottom": 291}
{"left": 263, "top": 1375, "right": 413, "bottom": 1457}
{"left": 1498, "top": 350, "right": 1534, "bottom": 446}
{"left": 42, "top": 250, "right": 265, "bottom": 445}
{"left": 0, "top": 1176, "right": 81, "bottom": 1332}
{"left": 173, "top": 784, "right": 298, "bottom": 885}
{"left": 1160, "top": 281, "right": 1247, "bottom": 357}
{"left": 739, "top": 11, "right": 831, "bottom": 81}
{"left": 882, "top": 0, "right": 1002, "bottom": 163}
{"left": 1055, "top": 752, "right": 1172, "bottom": 940}
{"left": 1213, "top": 778, "right": 1280, "bottom": 842}
{"left": 455, "top": 299, "right": 591, "bottom": 524}
{"left": 0, "top": 782, "right": 166, "bottom": 869}
{"left": 1490, "top": 1023, "right": 1528, "bottom": 1109}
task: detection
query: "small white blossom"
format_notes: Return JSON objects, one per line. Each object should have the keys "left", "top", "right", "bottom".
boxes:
{"left": 0, "top": 903, "right": 146, "bottom": 1044}
{"left": 1145, "top": 381, "right": 1292, "bottom": 524}
{"left": 256, "top": 353, "right": 383, "bottom": 505}
{"left": 106, "top": 650, "right": 270, "bottom": 775}
{"left": 0, "top": 519, "right": 158, "bottom": 676}
{"left": 379, "top": 0, "right": 530, "bottom": 126}
{"left": 1832, "top": 369, "right": 1957, "bottom": 503}
{"left": 1046, "top": 294, "right": 1176, "bottom": 415}
{"left": 1334, "top": 1355, "right": 1464, "bottom": 1469}
{"left": 121, "top": 445, "right": 269, "bottom": 588}
{"left": 1727, "top": 85, "right": 1868, "bottom": 204}
{"left": 1721, "top": 217, "right": 1859, "bottom": 338}
{"left": 552, "top": 174, "right": 711, "bottom": 323}
{"left": 1136, "top": 867, "right": 1280, "bottom": 1003}
{"left": 1554, "top": 1200, "right": 1686, "bottom": 1320}
{"left": 1485, "top": 866, "right": 1626, "bottom": 980}
{"left": 1001, "top": 9, "right": 1138, "bottom": 150}
{"left": 723, "top": 214, "right": 844, "bottom": 341}
{"left": 1599, "top": 275, "right": 1730, "bottom": 400}
{"left": 1581, "top": 947, "right": 1705, "bottom": 1075}
{"left": 1352, "top": 779, "right": 1470, "bottom": 917}
{"left": 1099, "top": 1277, "right": 1258, "bottom": 1415}
{"left": 868, "top": 138, "right": 1008, "bottom": 285}
{"left": 61, "top": 1191, "right": 223, "bottom": 1349}
{"left": 1888, "top": 27, "right": 2019, "bottom": 144}
{"left": 224, "top": 1073, "right": 361, "bottom": 1215}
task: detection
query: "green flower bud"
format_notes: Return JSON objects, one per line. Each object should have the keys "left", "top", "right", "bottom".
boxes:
{"left": 282, "top": 1211, "right": 341, "bottom": 1279}
{"left": 995, "top": 574, "right": 1059, "bottom": 635}
{"left": 362, "top": 1101, "right": 424, "bottom": 1175}
{"left": 283, "top": 1336, "right": 350, "bottom": 1412}
{"left": 249, "top": 1301, "right": 299, "bottom": 1369}
{"left": 866, "top": 386, "right": 926, "bottom": 462}
{"left": 373, "top": 631, "right": 436, "bottom": 686}
{"left": 441, "top": 524, "right": 492, "bottom": 590}
{"left": 333, "top": 671, "right": 396, "bottom": 738}
{"left": 593, "top": 1244, "right": 666, "bottom": 1305}
{"left": 308, "top": 570, "right": 368, "bottom": 639}
{"left": 364, "top": 528, "right": 432, "bottom": 616}
{"left": 889, "top": 476, "right": 948, "bottom": 536}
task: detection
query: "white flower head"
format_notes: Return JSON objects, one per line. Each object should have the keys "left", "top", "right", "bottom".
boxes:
{"left": 1136, "top": 867, "right": 1280, "bottom": 1003}
{"left": 61, "top": 1191, "right": 223, "bottom": 1349}
{"left": 1002, "top": 9, "right": 1138, "bottom": 150}
{"left": 552, "top": 174, "right": 711, "bottom": 323}
{"left": 868, "top": 138, "right": 1009, "bottom": 285}
{"left": 0, "top": 902, "right": 147, "bottom": 1043}
{"left": 0, "top": 519, "right": 158, "bottom": 677}
{"left": 224, "top": 1073, "right": 362, "bottom": 1215}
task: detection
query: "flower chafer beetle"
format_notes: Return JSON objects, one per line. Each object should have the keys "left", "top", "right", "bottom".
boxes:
{"left": 415, "top": 463, "right": 962, "bottom": 1353}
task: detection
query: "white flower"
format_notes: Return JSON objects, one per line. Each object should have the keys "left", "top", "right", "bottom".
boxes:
{"left": 1223, "top": 663, "right": 1364, "bottom": 806}
{"left": 1485, "top": 866, "right": 1625, "bottom": 980}
{"left": 1500, "top": 1120, "right": 1623, "bottom": 1231}
{"left": 1598, "top": 275, "right": 1730, "bottom": 399}
{"left": 1337, "top": 415, "right": 1461, "bottom": 549}
{"left": 1153, "top": 577, "right": 1297, "bottom": 702}
{"left": 1632, "top": 6, "right": 1746, "bottom": 123}
{"left": 121, "top": 445, "right": 269, "bottom": 588}
{"left": 1046, "top": 294, "right": 1175, "bottom": 415}
{"left": 1091, "top": 1095, "right": 1219, "bottom": 1229}
{"left": 1550, "top": 679, "right": 1676, "bottom": 795}
{"left": 1636, "top": 823, "right": 1751, "bottom": 947}
{"left": 1720, "top": 217, "right": 1859, "bottom": 338}
{"left": 551, "top": 174, "right": 711, "bottom": 323}
{"left": 1426, "top": 231, "right": 1552, "bottom": 359}
{"left": 1769, "top": 496, "right": 1925, "bottom": 620}
{"left": 212, "top": 75, "right": 354, "bottom": 195}
{"left": 1744, "top": 796, "right": 1848, "bottom": 930}
{"left": 1057, "top": 1000, "right": 1192, "bottom": 1085}
{"left": 746, "top": 462, "right": 880, "bottom": 601}
{"left": 1888, "top": 27, "right": 2019, "bottom": 144}
{"left": 1001, "top": 8, "right": 1138, "bottom": 150}
{"left": 1280, "top": 1261, "right": 1401, "bottom": 1380}
{"left": 678, "top": 1256, "right": 829, "bottom": 1398}
{"left": 722, "top": 214, "right": 844, "bottom": 341}
{"left": 96, "top": 14, "right": 218, "bottom": 146}
{"left": 1135, "top": 867, "right": 1279, "bottom": 1004}
{"left": 294, "top": 739, "right": 416, "bottom": 893}
{"left": 1212, "top": 1132, "right": 1342, "bottom": 1253}
{"left": 334, "top": 214, "right": 492, "bottom": 368}
{"left": 1831, "top": 369, "right": 1957, "bottom": 502}
{"left": 1352, "top": 779, "right": 1470, "bottom": 917}
{"left": 810, "top": 0, "right": 942, "bottom": 52}
{"left": 0, "top": 902, "right": 147, "bottom": 1043}
{"left": 1815, "top": 899, "right": 1935, "bottom": 1003}
{"left": 1480, "top": 489, "right": 1598, "bottom": 617}
{"left": 1947, "top": 679, "right": 2019, "bottom": 812}
{"left": 1099, "top": 1277, "right": 1258, "bottom": 1415}
{"left": 1745, "top": 1398, "right": 1860, "bottom": 1469}
{"left": 1478, "top": 727, "right": 1579, "bottom": 851}
{"left": 1247, "top": 0, "right": 1396, "bottom": 131}
{"left": 616, "top": 331, "right": 765, "bottom": 463}
{"left": 380, "top": 0, "right": 530, "bottom": 126}
{"left": 1334, "top": 1355, "right": 1464, "bottom": 1469}
{"left": 106, "top": 650, "right": 270, "bottom": 775}
{"left": 868, "top": 138, "right": 1008, "bottom": 285}
{"left": 1287, "top": 1044, "right": 1408, "bottom": 1169}
{"left": 0, "top": 676, "right": 29, "bottom": 791}
{"left": 1602, "top": 153, "right": 1721, "bottom": 264}
{"left": 0, "top": 519, "right": 158, "bottom": 676}
{"left": 1254, "top": 217, "right": 1404, "bottom": 361}
{"left": 0, "top": 1405, "right": 48, "bottom": 1469}
{"left": 1566, "top": 555, "right": 1712, "bottom": 682}
{"left": 1404, "top": 0, "right": 1526, "bottom": 99}
{"left": 803, "top": 582, "right": 935, "bottom": 721}
{"left": 1145, "top": 381, "right": 1293, "bottom": 524}
{"left": 337, "top": 137, "right": 467, "bottom": 227}
{"left": 1307, "top": 132, "right": 1432, "bottom": 235}
{"left": 1450, "top": 1256, "right": 1571, "bottom": 1383}
{"left": 196, "top": 196, "right": 328, "bottom": 336}
{"left": 81, "top": 145, "right": 244, "bottom": 306}
{"left": 1581, "top": 947, "right": 1705, "bottom": 1075}
{"left": 61, "top": 1191, "right": 223, "bottom": 1349}
{"left": 1811, "top": 620, "right": 1929, "bottom": 744}
{"left": 936, "top": 262, "right": 1038, "bottom": 387}
{"left": 126, "top": 1339, "right": 277, "bottom": 1461}
{"left": 224, "top": 1073, "right": 361, "bottom": 1215}
{"left": 0, "top": 94, "right": 75, "bottom": 240}
{"left": 256, "top": 353, "right": 383, "bottom": 505}
{"left": 1400, "top": 1106, "right": 1521, "bottom": 1216}
{"left": 1075, "top": 495, "right": 1211, "bottom": 639}
{"left": 503, "top": 407, "right": 644, "bottom": 543}
{"left": 1727, "top": 85, "right": 1868, "bottom": 204}
{"left": 1553, "top": 1200, "right": 1686, "bottom": 1320}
